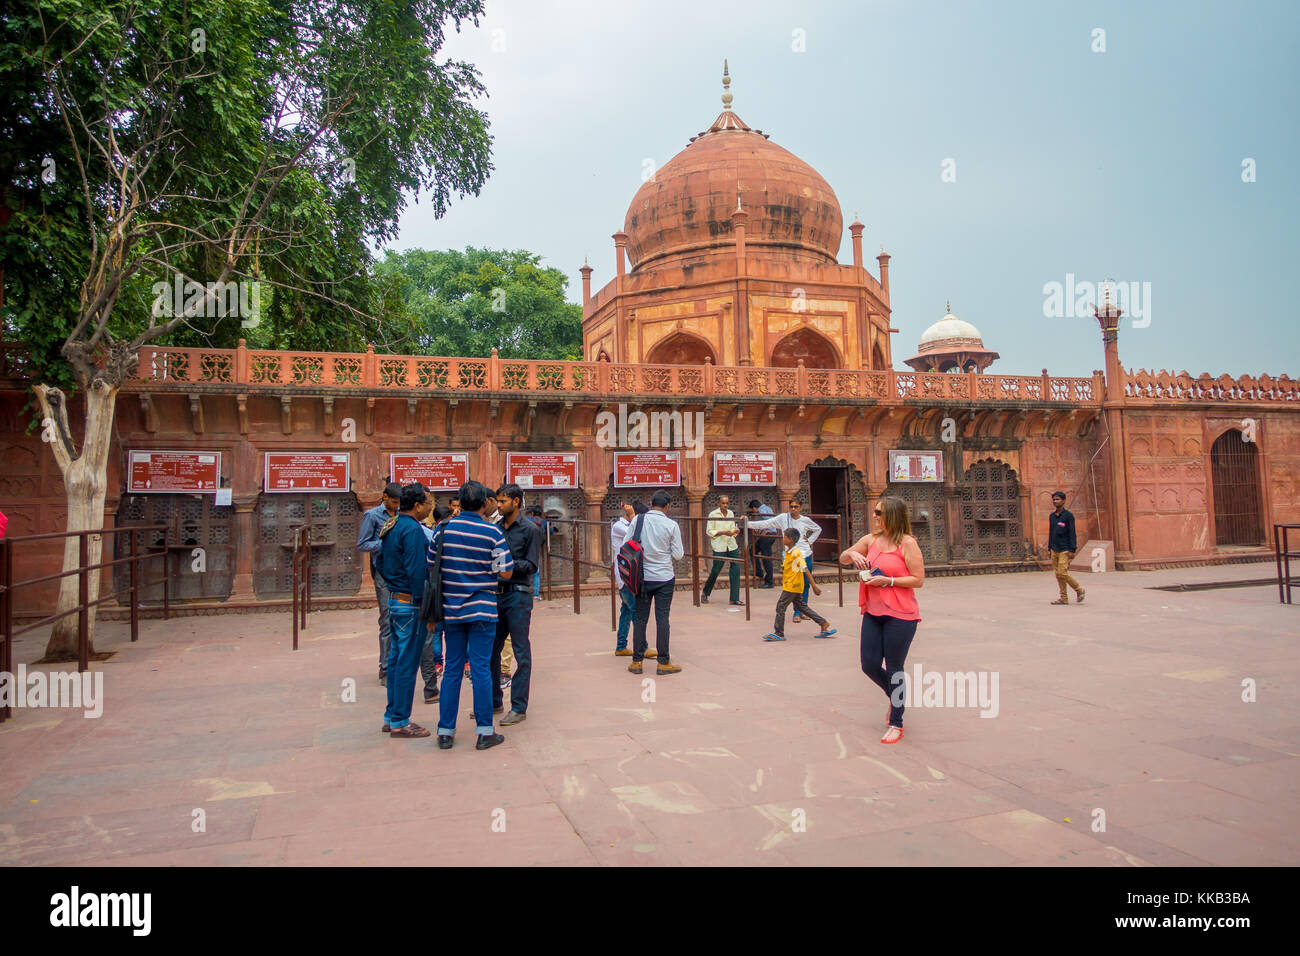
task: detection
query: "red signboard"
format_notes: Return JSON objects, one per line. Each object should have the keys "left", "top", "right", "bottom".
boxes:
{"left": 128, "top": 450, "right": 221, "bottom": 493}
{"left": 263, "top": 452, "right": 351, "bottom": 492}
{"left": 614, "top": 451, "right": 681, "bottom": 488}
{"left": 887, "top": 449, "right": 944, "bottom": 483}
{"left": 713, "top": 451, "right": 777, "bottom": 487}
{"left": 389, "top": 453, "right": 469, "bottom": 492}
{"left": 506, "top": 452, "right": 580, "bottom": 490}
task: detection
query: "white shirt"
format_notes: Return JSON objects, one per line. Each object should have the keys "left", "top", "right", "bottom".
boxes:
{"left": 636, "top": 510, "right": 685, "bottom": 582}
{"left": 611, "top": 516, "right": 630, "bottom": 588}
{"left": 706, "top": 508, "right": 740, "bottom": 552}
{"left": 747, "top": 512, "right": 822, "bottom": 560}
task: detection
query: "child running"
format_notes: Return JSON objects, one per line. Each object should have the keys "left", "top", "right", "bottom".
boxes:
{"left": 764, "top": 528, "right": 837, "bottom": 641}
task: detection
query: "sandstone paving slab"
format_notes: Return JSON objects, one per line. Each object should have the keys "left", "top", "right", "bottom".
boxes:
{"left": 2, "top": 561, "right": 1294, "bottom": 866}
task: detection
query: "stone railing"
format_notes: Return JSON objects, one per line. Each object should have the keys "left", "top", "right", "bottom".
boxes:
{"left": 123, "top": 342, "right": 1099, "bottom": 405}
{"left": 1124, "top": 368, "right": 1298, "bottom": 404}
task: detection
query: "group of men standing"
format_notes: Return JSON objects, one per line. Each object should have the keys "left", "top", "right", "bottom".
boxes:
{"left": 357, "top": 480, "right": 543, "bottom": 750}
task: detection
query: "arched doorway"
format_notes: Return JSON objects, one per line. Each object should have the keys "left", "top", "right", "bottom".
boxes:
{"left": 872, "top": 344, "right": 887, "bottom": 370}
{"left": 798, "top": 456, "right": 868, "bottom": 560}
{"left": 645, "top": 331, "right": 717, "bottom": 366}
{"left": 771, "top": 328, "right": 841, "bottom": 369}
{"left": 1210, "top": 429, "right": 1263, "bottom": 546}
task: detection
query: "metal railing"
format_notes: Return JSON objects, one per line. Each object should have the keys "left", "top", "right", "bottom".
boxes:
{"left": 290, "top": 524, "right": 315, "bottom": 648}
{"left": 0, "top": 524, "right": 171, "bottom": 721}
{"left": 1274, "top": 523, "right": 1300, "bottom": 605}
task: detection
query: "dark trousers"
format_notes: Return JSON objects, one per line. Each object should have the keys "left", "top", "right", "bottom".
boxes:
{"left": 633, "top": 577, "right": 674, "bottom": 663}
{"left": 703, "top": 546, "right": 740, "bottom": 602}
{"left": 774, "top": 589, "right": 826, "bottom": 636}
{"left": 493, "top": 590, "right": 533, "bottom": 713}
{"left": 754, "top": 537, "right": 775, "bottom": 585}
{"left": 859, "top": 612, "right": 918, "bottom": 728}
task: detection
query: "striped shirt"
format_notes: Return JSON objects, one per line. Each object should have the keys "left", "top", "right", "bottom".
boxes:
{"left": 430, "top": 512, "right": 514, "bottom": 623}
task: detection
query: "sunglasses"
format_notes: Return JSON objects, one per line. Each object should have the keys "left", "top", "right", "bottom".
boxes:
{"left": 873, "top": 509, "right": 883, "bottom": 516}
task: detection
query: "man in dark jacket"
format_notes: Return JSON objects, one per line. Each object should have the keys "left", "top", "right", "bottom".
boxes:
{"left": 493, "top": 484, "right": 541, "bottom": 724}
{"left": 379, "top": 483, "right": 434, "bottom": 737}
{"left": 1047, "top": 490, "right": 1085, "bottom": 605}
{"left": 357, "top": 481, "right": 402, "bottom": 684}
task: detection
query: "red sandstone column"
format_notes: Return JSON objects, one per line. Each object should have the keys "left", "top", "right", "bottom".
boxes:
{"left": 732, "top": 206, "right": 752, "bottom": 367}
{"left": 876, "top": 251, "right": 891, "bottom": 298}
{"left": 850, "top": 220, "right": 864, "bottom": 271}
{"left": 612, "top": 232, "right": 628, "bottom": 363}
{"left": 1095, "top": 293, "right": 1135, "bottom": 566}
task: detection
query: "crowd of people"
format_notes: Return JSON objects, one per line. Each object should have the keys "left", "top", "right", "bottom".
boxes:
{"left": 358, "top": 479, "right": 1087, "bottom": 749}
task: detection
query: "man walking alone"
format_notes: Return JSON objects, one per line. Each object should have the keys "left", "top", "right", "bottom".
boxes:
{"left": 702, "top": 495, "right": 742, "bottom": 606}
{"left": 1047, "top": 491, "right": 1084, "bottom": 605}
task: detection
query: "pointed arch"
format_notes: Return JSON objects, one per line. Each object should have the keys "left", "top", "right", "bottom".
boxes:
{"left": 644, "top": 330, "right": 718, "bottom": 366}
{"left": 770, "top": 326, "right": 842, "bottom": 369}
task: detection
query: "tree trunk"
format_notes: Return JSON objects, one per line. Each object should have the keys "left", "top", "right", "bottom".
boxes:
{"left": 33, "top": 380, "right": 118, "bottom": 662}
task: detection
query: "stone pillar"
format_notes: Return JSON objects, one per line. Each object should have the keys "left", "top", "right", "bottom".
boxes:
{"left": 231, "top": 494, "right": 258, "bottom": 600}
{"left": 584, "top": 489, "right": 608, "bottom": 582}
{"left": 876, "top": 251, "right": 891, "bottom": 298}
{"left": 850, "top": 220, "right": 864, "bottom": 270}
{"left": 580, "top": 260, "right": 593, "bottom": 312}
{"left": 1095, "top": 292, "right": 1135, "bottom": 567}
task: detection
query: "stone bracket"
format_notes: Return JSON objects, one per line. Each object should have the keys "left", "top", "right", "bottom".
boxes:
{"left": 188, "top": 393, "right": 204, "bottom": 434}
{"left": 280, "top": 396, "right": 292, "bottom": 435}
{"left": 236, "top": 394, "right": 249, "bottom": 435}
{"left": 322, "top": 396, "right": 335, "bottom": 436}
{"left": 138, "top": 392, "right": 158, "bottom": 434}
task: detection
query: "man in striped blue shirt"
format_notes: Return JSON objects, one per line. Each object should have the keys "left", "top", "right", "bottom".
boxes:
{"left": 430, "top": 480, "right": 514, "bottom": 751}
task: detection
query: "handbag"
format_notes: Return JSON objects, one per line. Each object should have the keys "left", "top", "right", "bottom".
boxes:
{"left": 419, "top": 522, "right": 446, "bottom": 625}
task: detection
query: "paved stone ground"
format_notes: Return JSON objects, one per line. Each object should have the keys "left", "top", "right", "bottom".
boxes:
{"left": 1, "top": 562, "right": 1296, "bottom": 866}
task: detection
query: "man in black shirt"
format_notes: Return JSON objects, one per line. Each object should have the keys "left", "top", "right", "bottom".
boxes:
{"left": 1047, "top": 491, "right": 1085, "bottom": 605}
{"left": 493, "top": 483, "right": 541, "bottom": 724}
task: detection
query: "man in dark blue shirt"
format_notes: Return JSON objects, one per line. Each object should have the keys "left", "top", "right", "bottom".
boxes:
{"left": 1047, "top": 490, "right": 1085, "bottom": 605}
{"left": 379, "top": 483, "right": 434, "bottom": 737}
{"left": 493, "top": 483, "right": 541, "bottom": 725}
{"left": 357, "top": 482, "right": 401, "bottom": 685}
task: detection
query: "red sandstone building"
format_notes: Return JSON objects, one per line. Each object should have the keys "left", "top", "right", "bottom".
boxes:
{"left": 1, "top": 71, "right": 1296, "bottom": 613}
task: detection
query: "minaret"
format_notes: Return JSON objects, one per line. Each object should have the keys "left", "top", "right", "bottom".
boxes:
{"left": 579, "top": 256, "right": 592, "bottom": 311}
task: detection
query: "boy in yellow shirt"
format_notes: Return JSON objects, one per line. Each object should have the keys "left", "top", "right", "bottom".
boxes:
{"left": 764, "top": 528, "right": 837, "bottom": 641}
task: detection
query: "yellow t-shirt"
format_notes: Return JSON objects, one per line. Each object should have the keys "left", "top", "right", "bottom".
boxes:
{"left": 781, "top": 546, "right": 808, "bottom": 593}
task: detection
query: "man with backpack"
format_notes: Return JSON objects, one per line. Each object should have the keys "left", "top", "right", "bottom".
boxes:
{"left": 621, "top": 490, "right": 684, "bottom": 676}
{"left": 611, "top": 499, "right": 651, "bottom": 657}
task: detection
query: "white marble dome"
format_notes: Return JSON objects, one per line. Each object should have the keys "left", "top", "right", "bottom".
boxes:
{"left": 919, "top": 311, "right": 983, "bottom": 346}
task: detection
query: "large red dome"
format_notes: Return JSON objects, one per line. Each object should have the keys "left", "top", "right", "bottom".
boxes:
{"left": 623, "top": 108, "right": 844, "bottom": 273}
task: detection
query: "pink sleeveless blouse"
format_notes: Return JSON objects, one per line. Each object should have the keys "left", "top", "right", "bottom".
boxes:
{"left": 859, "top": 539, "right": 921, "bottom": 621}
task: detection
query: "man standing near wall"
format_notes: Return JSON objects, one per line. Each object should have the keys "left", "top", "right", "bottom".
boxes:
{"left": 493, "top": 483, "right": 540, "bottom": 725}
{"left": 358, "top": 481, "right": 402, "bottom": 686}
{"left": 611, "top": 500, "right": 651, "bottom": 656}
{"left": 748, "top": 499, "right": 777, "bottom": 588}
{"left": 702, "top": 495, "right": 742, "bottom": 605}
{"left": 1048, "top": 491, "right": 1085, "bottom": 605}
{"left": 630, "top": 491, "right": 684, "bottom": 676}
{"left": 379, "top": 483, "right": 433, "bottom": 738}
{"left": 748, "top": 498, "right": 821, "bottom": 621}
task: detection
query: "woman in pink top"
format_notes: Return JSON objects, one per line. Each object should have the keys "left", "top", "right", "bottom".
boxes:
{"left": 839, "top": 496, "right": 924, "bottom": 744}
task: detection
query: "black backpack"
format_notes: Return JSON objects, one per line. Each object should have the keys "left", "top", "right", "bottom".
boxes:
{"left": 419, "top": 521, "right": 446, "bottom": 626}
{"left": 616, "top": 514, "right": 647, "bottom": 597}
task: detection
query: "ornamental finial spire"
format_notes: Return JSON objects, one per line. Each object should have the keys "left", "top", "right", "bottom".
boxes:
{"left": 721, "top": 59, "right": 733, "bottom": 111}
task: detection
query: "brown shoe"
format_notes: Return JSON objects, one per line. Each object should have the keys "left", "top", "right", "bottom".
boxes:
{"left": 381, "top": 724, "right": 392, "bottom": 733}
{"left": 1076, "top": 589, "right": 1086, "bottom": 604}
{"left": 614, "top": 648, "right": 633, "bottom": 656}
{"left": 388, "top": 722, "right": 431, "bottom": 738}
{"left": 628, "top": 660, "right": 643, "bottom": 674}
{"left": 645, "top": 649, "right": 658, "bottom": 659}
{"left": 656, "top": 661, "right": 682, "bottom": 676}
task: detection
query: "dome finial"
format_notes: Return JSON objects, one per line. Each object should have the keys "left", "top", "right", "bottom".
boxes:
{"left": 721, "top": 59, "right": 733, "bottom": 111}
{"left": 946, "top": 299, "right": 951, "bottom": 314}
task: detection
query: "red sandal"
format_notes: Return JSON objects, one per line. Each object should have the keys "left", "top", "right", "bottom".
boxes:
{"left": 881, "top": 726, "right": 904, "bottom": 744}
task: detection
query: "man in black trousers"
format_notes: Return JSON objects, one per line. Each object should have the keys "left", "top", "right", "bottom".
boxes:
{"left": 492, "top": 483, "right": 541, "bottom": 724}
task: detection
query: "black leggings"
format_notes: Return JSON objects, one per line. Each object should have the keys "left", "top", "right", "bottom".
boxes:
{"left": 860, "top": 612, "right": 918, "bottom": 728}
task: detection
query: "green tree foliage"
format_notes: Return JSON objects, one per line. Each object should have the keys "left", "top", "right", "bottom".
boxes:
{"left": 375, "top": 247, "right": 583, "bottom": 360}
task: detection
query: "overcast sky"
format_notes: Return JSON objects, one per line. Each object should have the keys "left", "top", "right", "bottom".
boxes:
{"left": 385, "top": 0, "right": 1300, "bottom": 379}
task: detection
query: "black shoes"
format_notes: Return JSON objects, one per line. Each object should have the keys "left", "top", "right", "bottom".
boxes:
{"left": 476, "top": 733, "right": 506, "bottom": 751}
{"left": 423, "top": 686, "right": 439, "bottom": 703}
{"left": 437, "top": 735, "right": 454, "bottom": 750}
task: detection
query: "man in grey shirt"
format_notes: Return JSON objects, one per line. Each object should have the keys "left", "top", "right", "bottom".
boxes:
{"left": 748, "top": 498, "right": 822, "bottom": 620}
{"left": 629, "top": 490, "right": 685, "bottom": 676}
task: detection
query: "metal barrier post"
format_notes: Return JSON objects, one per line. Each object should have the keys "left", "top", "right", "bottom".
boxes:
{"left": 836, "top": 516, "right": 844, "bottom": 608}
{"left": 291, "top": 528, "right": 301, "bottom": 650}
{"left": 741, "top": 519, "right": 751, "bottom": 621}
{"left": 610, "top": 558, "right": 617, "bottom": 632}
{"left": 571, "top": 519, "right": 581, "bottom": 615}
{"left": 129, "top": 531, "right": 139, "bottom": 642}
{"left": 691, "top": 517, "right": 701, "bottom": 606}
{"left": 1, "top": 540, "right": 11, "bottom": 722}
{"left": 77, "top": 532, "right": 89, "bottom": 673}
{"left": 162, "top": 525, "right": 171, "bottom": 621}
{"left": 304, "top": 525, "right": 312, "bottom": 630}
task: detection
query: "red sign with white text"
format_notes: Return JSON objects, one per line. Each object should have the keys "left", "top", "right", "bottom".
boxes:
{"left": 614, "top": 451, "right": 681, "bottom": 488}
{"left": 263, "top": 453, "right": 351, "bottom": 492}
{"left": 506, "top": 452, "right": 580, "bottom": 490}
{"left": 128, "top": 450, "right": 221, "bottom": 493}
{"left": 389, "top": 453, "right": 468, "bottom": 492}
{"left": 712, "top": 451, "right": 777, "bottom": 486}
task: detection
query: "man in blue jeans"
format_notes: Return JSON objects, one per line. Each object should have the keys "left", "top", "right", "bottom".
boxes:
{"left": 357, "top": 481, "right": 402, "bottom": 685}
{"left": 610, "top": 499, "right": 650, "bottom": 655}
{"left": 492, "top": 483, "right": 540, "bottom": 724}
{"left": 379, "top": 483, "right": 433, "bottom": 738}
{"left": 432, "top": 480, "right": 514, "bottom": 751}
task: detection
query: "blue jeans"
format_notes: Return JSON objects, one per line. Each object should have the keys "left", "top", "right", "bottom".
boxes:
{"left": 374, "top": 570, "right": 392, "bottom": 675}
{"left": 438, "top": 619, "right": 497, "bottom": 736}
{"left": 616, "top": 585, "right": 635, "bottom": 648}
{"left": 533, "top": 571, "right": 540, "bottom": 597}
{"left": 383, "top": 597, "right": 427, "bottom": 730}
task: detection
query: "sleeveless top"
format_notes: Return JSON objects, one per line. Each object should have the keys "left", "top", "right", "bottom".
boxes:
{"left": 860, "top": 538, "right": 922, "bottom": 621}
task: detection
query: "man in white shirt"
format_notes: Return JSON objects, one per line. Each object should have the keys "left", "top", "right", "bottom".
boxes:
{"left": 629, "top": 491, "right": 684, "bottom": 676}
{"left": 702, "top": 495, "right": 741, "bottom": 605}
{"left": 747, "top": 498, "right": 822, "bottom": 620}
{"left": 610, "top": 500, "right": 653, "bottom": 657}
